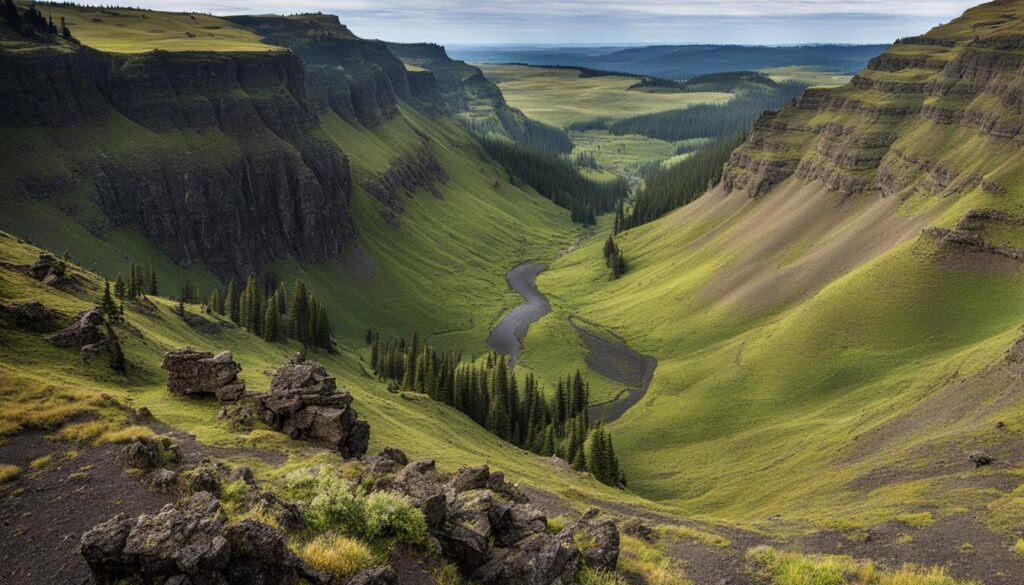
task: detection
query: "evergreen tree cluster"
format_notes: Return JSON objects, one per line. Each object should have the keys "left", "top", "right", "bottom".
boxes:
{"left": 628, "top": 132, "right": 746, "bottom": 227}
{"left": 369, "top": 331, "right": 625, "bottom": 487}
{"left": 208, "top": 275, "right": 333, "bottom": 351}
{"left": 478, "top": 136, "right": 627, "bottom": 225}
{"left": 458, "top": 107, "right": 574, "bottom": 155}
{"left": 2, "top": 1, "right": 74, "bottom": 41}
{"left": 602, "top": 235, "right": 626, "bottom": 279}
{"left": 113, "top": 263, "right": 157, "bottom": 302}
{"left": 606, "top": 83, "right": 806, "bottom": 142}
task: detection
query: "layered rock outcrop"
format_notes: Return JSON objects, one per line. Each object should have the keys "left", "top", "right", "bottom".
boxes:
{"left": 80, "top": 491, "right": 329, "bottom": 585}
{"left": 161, "top": 348, "right": 246, "bottom": 401}
{"left": 258, "top": 354, "right": 370, "bottom": 457}
{"left": 47, "top": 308, "right": 105, "bottom": 349}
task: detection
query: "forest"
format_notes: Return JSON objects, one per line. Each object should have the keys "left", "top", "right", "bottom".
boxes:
{"left": 479, "top": 135, "right": 628, "bottom": 224}
{"left": 369, "top": 331, "right": 626, "bottom": 487}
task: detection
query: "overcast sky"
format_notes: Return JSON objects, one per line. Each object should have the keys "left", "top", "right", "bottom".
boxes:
{"left": 121, "top": 1, "right": 981, "bottom": 44}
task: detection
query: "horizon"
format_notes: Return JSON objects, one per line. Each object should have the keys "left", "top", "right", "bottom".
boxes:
{"left": 64, "top": 1, "right": 981, "bottom": 45}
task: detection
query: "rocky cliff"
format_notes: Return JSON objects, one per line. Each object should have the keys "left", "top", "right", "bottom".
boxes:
{"left": 0, "top": 24, "right": 355, "bottom": 280}
{"left": 722, "top": 1, "right": 1024, "bottom": 219}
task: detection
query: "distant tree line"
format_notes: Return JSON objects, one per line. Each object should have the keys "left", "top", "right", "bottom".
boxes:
{"left": 607, "top": 82, "right": 805, "bottom": 142}
{"left": 459, "top": 108, "right": 574, "bottom": 155}
{"left": 478, "top": 135, "right": 627, "bottom": 225}
{"left": 603, "top": 233, "right": 626, "bottom": 279}
{"left": 2, "top": 1, "right": 75, "bottom": 41}
{"left": 369, "top": 331, "right": 625, "bottom": 487}
{"left": 206, "top": 275, "right": 334, "bottom": 351}
{"left": 627, "top": 133, "right": 746, "bottom": 227}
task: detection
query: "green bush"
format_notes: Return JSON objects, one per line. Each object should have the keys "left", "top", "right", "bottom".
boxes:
{"left": 364, "top": 490, "right": 428, "bottom": 545}
{"left": 287, "top": 472, "right": 366, "bottom": 535}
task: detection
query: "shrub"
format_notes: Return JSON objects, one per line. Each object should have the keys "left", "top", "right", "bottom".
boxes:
{"left": 434, "top": 563, "right": 462, "bottom": 585}
{"left": 1013, "top": 539, "right": 1024, "bottom": 557}
{"left": 0, "top": 464, "right": 21, "bottom": 484}
{"left": 364, "top": 490, "right": 428, "bottom": 545}
{"left": 306, "top": 475, "right": 365, "bottom": 535}
{"left": 301, "top": 533, "right": 374, "bottom": 579}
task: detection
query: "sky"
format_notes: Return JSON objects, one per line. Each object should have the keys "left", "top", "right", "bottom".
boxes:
{"left": 115, "top": 0, "right": 983, "bottom": 45}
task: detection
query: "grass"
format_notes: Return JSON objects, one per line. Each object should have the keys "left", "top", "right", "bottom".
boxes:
{"left": 300, "top": 533, "right": 375, "bottom": 580}
{"left": 1013, "top": 539, "right": 1024, "bottom": 558}
{"left": 0, "top": 464, "right": 20, "bottom": 484}
{"left": 523, "top": 2, "right": 1024, "bottom": 532}
{"left": 617, "top": 534, "right": 692, "bottom": 585}
{"left": 36, "top": 3, "right": 278, "bottom": 53}
{"left": 747, "top": 546, "right": 981, "bottom": 585}
{"left": 658, "top": 524, "right": 731, "bottom": 548}
{"left": 762, "top": 66, "right": 853, "bottom": 88}
{"left": 476, "top": 64, "right": 731, "bottom": 128}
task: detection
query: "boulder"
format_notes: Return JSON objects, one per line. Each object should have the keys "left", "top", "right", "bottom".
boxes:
{"left": 568, "top": 509, "right": 619, "bottom": 572}
{"left": 379, "top": 460, "right": 447, "bottom": 529}
{"left": 116, "top": 438, "right": 161, "bottom": 471}
{"left": 348, "top": 566, "right": 397, "bottom": 585}
{"left": 80, "top": 492, "right": 327, "bottom": 585}
{"left": 181, "top": 460, "right": 227, "bottom": 495}
{"left": 620, "top": 518, "right": 657, "bottom": 543}
{"left": 47, "top": 308, "right": 105, "bottom": 348}
{"left": 258, "top": 354, "right": 369, "bottom": 458}
{"left": 149, "top": 469, "right": 179, "bottom": 493}
{"left": 493, "top": 502, "right": 547, "bottom": 548}
{"left": 447, "top": 465, "right": 491, "bottom": 493}
{"left": 161, "top": 348, "right": 246, "bottom": 400}
{"left": 473, "top": 531, "right": 580, "bottom": 585}
{"left": 0, "top": 300, "right": 59, "bottom": 332}
{"left": 969, "top": 452, "right": 994, "bottom": 468}
{"left": 437, "top": 490, "right": 496, "bottom": 573}
{"left": 27, "top": 253, "right": 66, "bottom": 283}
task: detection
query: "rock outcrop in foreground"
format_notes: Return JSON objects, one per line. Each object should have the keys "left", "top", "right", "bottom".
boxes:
{"left": 80, "top": 491, "right": 329, "bottom": 585}
{"left": 47, "top": 308, "right": 105, "bottom": 350}
{"left": 258, "top": 354, "right": 370, "bottom": 458}
{"left": 363, "top": 449, "right": 620, "bottom": 585}
{"left": 161, "top": 348, "right": 246, "bottom": 402}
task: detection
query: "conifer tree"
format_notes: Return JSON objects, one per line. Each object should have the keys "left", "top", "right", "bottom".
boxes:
{"left": 263, "top": 304, "right": 280, "bottom": 342}
{"left": 208, "top": 289, "right": 223, "bottom": 315}
{"left": 225, "top": 278, "right": 240, "bottom": 324}
{"left": 289, "top": 280, "right": 310, "bottom": 343}
{"left": 114, "top": 274, "right": 126, "bottom": 299}
{"left": 105, "top": 322, "right": 126, "bottom": 373}
{"left": 146, "top": 265, "right": 158, "bottom": 296}
{"left": 100, "top": 281, "right": 118, "bottom": 319}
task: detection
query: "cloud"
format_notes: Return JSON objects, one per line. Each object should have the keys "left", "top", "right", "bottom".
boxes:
{"left": 102, "top": 0, "right": 982, "bottom": 44}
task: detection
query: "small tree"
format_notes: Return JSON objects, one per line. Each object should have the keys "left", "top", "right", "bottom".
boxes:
{"left": 100, "top": 281, "right": 118, "bottom": 318}
{"left": 105, "top": 322, "right": 126, "bottom": 373}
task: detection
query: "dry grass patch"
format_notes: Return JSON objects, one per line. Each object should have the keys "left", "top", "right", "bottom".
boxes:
{"left": 300, "top": 533, "right": 374, "bottom": 580}
{"left": 659, "top": 524, "right": 731, "bottom": 548}
{"left": 0, "top": 464, "right": 21, "bottom": 484}
{"left": 747, "top": 546, "right": 981, "bottom": 585}
{"left": 618, "top": 534, "right": 692, "bottom": 585}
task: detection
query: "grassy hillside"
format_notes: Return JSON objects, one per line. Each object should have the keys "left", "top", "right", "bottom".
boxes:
{"left": 529, "top": 0, "right": 1024, "bottom": 537}
{"left": 0, "top": 230, "right": 636, "bottom": 506}
{"left": 477, "top": 64, "right": 731, "bottom": 127}
{"left": 36, "top": 3, "right": 279, "bottom": 52}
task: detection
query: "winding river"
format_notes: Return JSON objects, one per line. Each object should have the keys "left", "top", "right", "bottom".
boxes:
{"left": 486, "top": 262, "right": 656, "bottom": 422}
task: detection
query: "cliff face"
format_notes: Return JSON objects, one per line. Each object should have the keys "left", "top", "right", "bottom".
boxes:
{"left": 0, "top": 29, "right": 355, "bottom": 280}
{"left": 227, "top": 15, "right": 446, "bottom": 125}
{"left": 722, "top": 1, "right": 1024, "bottom": 215}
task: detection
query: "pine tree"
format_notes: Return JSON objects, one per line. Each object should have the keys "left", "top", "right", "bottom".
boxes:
{"left": 100, "top": 281, "right": 118, "bottom": 318}
{"left": 105, "top": 322, "right": 126, "bottom": 373}
{"left": 289, "top": 280, "right": 310, "bottom": 343}
{"left": 208, "top": 289, "right": 223, "bottom": 315}
{"left": 175, "top": 297, "right": 185, "bottom": 317}
{"left": 366, "top": 328, "right": 374, "bottom": 345}
{"left": 146, "top": 265, "right": 158, "bottom": 296}
{"left": 263, "top": 305, "right": 280, "bottom": 342}
{"left": 613, "top": 253, "right": 626, "bottom": 279}
{"left": 114, "top": 273, "right": 126, "bottom": 299}
{"left": 225, "top": 278, "right": 240, "bottom": 324}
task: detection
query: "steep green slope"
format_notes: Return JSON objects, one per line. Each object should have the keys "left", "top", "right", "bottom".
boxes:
{"left": 534, "top": 0, "right": 1024, "bottom": 532}
{"left": 0, "top": 230, "right": 626, "bottom": 505}
{"left": 0, "top": 7, "right": 576, "bottom": 353}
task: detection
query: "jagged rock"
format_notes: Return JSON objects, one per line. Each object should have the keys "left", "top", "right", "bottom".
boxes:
{"left": 620, "top": 518, "right": 658, "bottom": 543}
{"left": 360, "top": 447, "right": 409, "bottom": 482}
{"left": 493, "top": 502, "right": 547, "bottom": 548}
{"left": 27, "top": 252, "right": 66, "bottom": 283}
{"left": 568, "top": 509, "right": 619, "bottom": 572}
{"left": 0, "top": 300, "right": 59, "bottom": 332}
{"left": 258, "top": 354, "right": 369, "bottom": 458}
{"left": 347, "top": 566, "right": 397, "bottom": 585}
{"left": 447, "top": 465, "right": 491, "bottom": 493}
{"left": 250, "top": 490, "right": 306, "bottom": 533}
{"left": 47, "top": 308, "right": 105, "bottom": 348}
{"left": 149, "top": 469, "right": 179, "bottom": 493}
{"left": 230, "top": 467, "right": 257, "bottom": 486}
{"left": 181, "top": 460, "right": 228, "bottom": 495}
{"left": 969, "top": 452, "right": 994, "bottom": 468}
{"left": 80, "top": 492, "right": 326, "bottom": 585}
{"left": 161, "top": 348, "right": 245, "bottom": 400}
{"left": 223, "top": 520, "right": 330, "bottom": 585}
{"left": 378, "top": 446, "right": 409, "bottom": 466}
{"left": 116, "top": 439, "right": 161, "bottom": 470}
{"left": 378, "top": 459, "right": 447, "bottom": 529}
{"left": 219, "top": 400, "right": 259, "bottom": 430}
{"left": 473, "top": 531, "right": 580, "bottom": 585}
{"left": 487, "top": 471, "right": 528, "bottom": 504}
{"left": 437, "top": 490, "right": 496, "bottom": 573}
